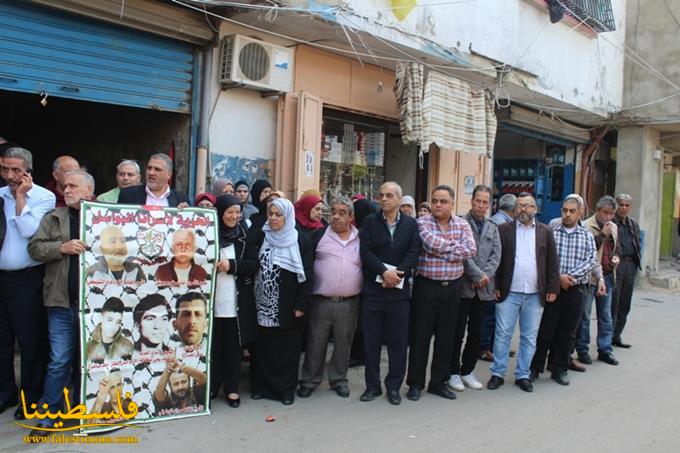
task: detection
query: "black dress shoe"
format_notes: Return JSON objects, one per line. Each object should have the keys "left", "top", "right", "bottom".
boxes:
{"left": 0, "top": 397, "right": 18, "bottom": 414}
{"left": 296, "top": 386, "right": 313, "bottom": 398}
{"left": 613, "top": 339, "right": 632, "bottom": 349}
{"left": 598, "top": 352, "right": 619, "bottom": 365}
{"left": 387, "top": 390, "right": 401, "bottom": 405}
{"left": 487, "top": 376, "right": 504, "bottom": 390}
{"left": 359, "top": 388, "right": 382, "bottom": 402}
{"left": 14, "top": 405, "right": 26, "bottom": 420}
{"left": 577, "top": 352, "right": 593, "bottom": 365}
{"left": 334, "top": 385, "right": 350, "bottom": 398}
{"left": 250, "top": 391, "right": 263, "bottom": 400}
{"left": 551, "top": 370, "right": 570, "bottom": 386}
{"left": 529, "top": 369, "right": 540, "bottom": 383}
{"left": 227, "top": 396, "right": 241, "bottom": 408}
{"left": 281, "top": 393, "right": 294, "bottom": 405}
{"left": 406, "top": 386, "right": 421, "bottom": 401}
{"left": 569, "top": 358, "right": 587, "bottom": 372}
{"left": 515, "top": 378, "right": 534, "bottom": 392}
{"left": 427, "top": 385, "right": 457, "bottom": 400}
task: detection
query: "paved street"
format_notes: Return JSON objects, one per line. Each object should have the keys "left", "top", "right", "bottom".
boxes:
{"left": 2, "top": 287, "right": 679, "bottom": 453}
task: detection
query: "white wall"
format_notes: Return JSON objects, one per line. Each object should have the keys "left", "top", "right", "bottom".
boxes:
{"left": 207, "top": 22, "right": 292, "bottom": 186}
{"left": 337, "top": 0, "right": 626, "bottom": 117}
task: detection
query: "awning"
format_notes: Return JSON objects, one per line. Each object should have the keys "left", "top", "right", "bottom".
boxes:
{"left": 422, "top": 70, "right": 497, "bottom": 157}
{"left": 394, "top": 65, "right": 497, "bottom": 157}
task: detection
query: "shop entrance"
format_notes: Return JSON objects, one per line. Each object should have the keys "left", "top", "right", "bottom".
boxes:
{"left": 0, "top": 90, "right": 192, "bottom": 193}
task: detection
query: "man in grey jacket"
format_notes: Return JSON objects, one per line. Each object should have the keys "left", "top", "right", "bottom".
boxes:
{"left": 448, "top": 185, "right": 501, "bottom": 392}
{"left": 27, "top": 170, "right": 94, "bottom": 437}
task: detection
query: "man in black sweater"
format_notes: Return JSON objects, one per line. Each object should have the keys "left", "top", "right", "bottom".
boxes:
{"left": 358, "top": 182, "right": 420, "bottom": 405}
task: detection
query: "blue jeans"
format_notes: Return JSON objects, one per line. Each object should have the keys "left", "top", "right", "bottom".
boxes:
{"left": 40, "top": 305, "right": 80, "bottom": 426}
{"left": 576, "top": 275, "right": 614, "bottom": 354}
{"left": 490, "top": 292, "right": 543, "bottom": 380}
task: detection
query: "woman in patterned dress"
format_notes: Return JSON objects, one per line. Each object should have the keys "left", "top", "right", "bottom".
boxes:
{"left": 250, "top": 198, "right": 314, "bottom": 405}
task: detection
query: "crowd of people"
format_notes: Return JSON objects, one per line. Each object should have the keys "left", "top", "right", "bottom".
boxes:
{"left": 0, "top": 142, "right": 642, "bottom": 438}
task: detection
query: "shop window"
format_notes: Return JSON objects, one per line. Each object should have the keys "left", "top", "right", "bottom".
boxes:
{"left": 320, "top": 111, "right": 388, "bottom": 203}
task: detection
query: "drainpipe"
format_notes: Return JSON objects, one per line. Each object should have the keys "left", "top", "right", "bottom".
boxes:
{"left": 191, "top": 46, "right": 213, "bottom": 197}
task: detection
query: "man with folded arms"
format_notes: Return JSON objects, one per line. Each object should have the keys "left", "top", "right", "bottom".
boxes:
{"left": 406, "top": 185, "right": 476, "bottom": 402}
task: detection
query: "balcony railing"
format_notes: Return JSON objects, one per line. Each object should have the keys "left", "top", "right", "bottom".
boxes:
{"left": 561, "top": 0, "right": 616, "bottom": 33}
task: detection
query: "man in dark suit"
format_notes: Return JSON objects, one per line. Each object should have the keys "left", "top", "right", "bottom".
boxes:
{"left": 487, "top": 192, "right": 560, "bottom": 393}
{"left": 117, "top": 153, "right": 189, "bottom": 207}
{"left": 359, "top": 182, "right": 420, "bottom": 406}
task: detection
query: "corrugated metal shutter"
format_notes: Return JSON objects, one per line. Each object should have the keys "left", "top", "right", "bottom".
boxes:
{"left": 0, "top": 0, "right": 193, "bottom": 113}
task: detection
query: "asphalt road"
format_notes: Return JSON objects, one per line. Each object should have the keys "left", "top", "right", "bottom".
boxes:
{"left": 2, "top": 287, "right": 679, "bottom": 453}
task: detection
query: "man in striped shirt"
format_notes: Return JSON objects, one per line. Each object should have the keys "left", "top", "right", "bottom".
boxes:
{"left": 406, "top": 185, "right": 476, "bottom": 402}
{"left": 530, "top": 195, "right": 596, "bottom": 386}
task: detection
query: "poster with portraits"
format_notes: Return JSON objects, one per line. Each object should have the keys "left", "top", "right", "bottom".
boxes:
{"left": 79, "top": 201, "right": 217, "bottom": 434}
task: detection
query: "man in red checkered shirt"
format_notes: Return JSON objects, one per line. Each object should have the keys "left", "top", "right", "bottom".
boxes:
{"left": 406, "top": 185, "right": 476, "bottom": 402}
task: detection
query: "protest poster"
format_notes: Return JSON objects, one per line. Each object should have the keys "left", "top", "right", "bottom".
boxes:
{"left": 78, "top": 201, "right": 217, "bottom": 434}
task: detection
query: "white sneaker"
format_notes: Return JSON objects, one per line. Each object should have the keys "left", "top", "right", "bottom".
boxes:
{"left": 447, "top": 374, "right": 465, "bottom": 392}
{"left": 461, "top": 373, "right": 483, "bottom": 390}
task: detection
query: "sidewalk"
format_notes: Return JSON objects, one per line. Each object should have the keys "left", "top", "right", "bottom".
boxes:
{"left": 1, "top": 286, "right": 679, "bottom": 453}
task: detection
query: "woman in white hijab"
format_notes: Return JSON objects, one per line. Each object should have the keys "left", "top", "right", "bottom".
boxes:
{"left": 399, "top": 195, "right": 416, "bottom": 217}
{"left": 250, "top": 198, "right": 314, "bottom": 405}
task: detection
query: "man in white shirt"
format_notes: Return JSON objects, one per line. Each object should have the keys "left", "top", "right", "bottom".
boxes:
{"left": 0, "top": 147, "right": 55, "bottom": 419}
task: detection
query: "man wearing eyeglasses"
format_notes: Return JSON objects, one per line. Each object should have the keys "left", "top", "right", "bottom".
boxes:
{"left": 358, "top": 182, "right": 420, "bottom": 405}
{"left": 97, "top": 159, "right": 142, "bottom": 203}
{"left": 487, "top": 192, "right": 560, "bottom": 393}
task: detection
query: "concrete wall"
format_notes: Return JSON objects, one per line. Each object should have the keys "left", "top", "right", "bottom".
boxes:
{"left": 616, "top": 125, "right": 663, "bottom": 272}
{"left": 337, "top": 0, "right": 626, "bottom": 116}
{"left": 206, "top": 22, "right": 292, "bottom": 189}
{"left": 623, "top": 0, "right": 680, "bottom": 121}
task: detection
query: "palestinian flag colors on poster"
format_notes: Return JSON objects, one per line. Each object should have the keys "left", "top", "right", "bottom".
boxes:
{"left": 78, "top": 201, "right": 217, "bottom": 434}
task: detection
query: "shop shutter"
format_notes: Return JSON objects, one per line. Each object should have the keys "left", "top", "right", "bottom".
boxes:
{"left": 0, "top": 0, "right": 193, "bottom": 113}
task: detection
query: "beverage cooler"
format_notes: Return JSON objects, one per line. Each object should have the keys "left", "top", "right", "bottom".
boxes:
{"left": 493, "top": 147, "right": 573, "bottom": 223}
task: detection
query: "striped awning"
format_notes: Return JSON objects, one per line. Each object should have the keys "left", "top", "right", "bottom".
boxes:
{"left": 422, "top": 70, "right": 497, "bottom": 157}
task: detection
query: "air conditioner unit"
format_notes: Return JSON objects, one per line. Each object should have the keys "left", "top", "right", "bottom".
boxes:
{"left": 219, "top": 34, "right": 294, "bottom": 93}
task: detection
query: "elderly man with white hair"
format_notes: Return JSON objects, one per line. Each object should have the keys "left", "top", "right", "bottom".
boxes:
{"left": 97, "top": 159, "right": 142, "bottom": 203}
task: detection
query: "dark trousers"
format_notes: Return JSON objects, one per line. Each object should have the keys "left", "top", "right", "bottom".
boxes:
{"left": 532, "top": 285, "right": 586, "bottom": 374}
{"left": 451, "top": 296, "right": 487, "bottom": 376}
{"left": 407, "top": 277, "right": 461, "bottom": 390}
{"left": 0, "top": 266, "right": 47, "bottom": 404}
{"left": 480, "top": 301, "right": 496, "bottom": 352}
{"left": 362, "top": 296, "right": 409, "bottom": 393}
{"left": 612, "top": 260, "right": 637, "bottom": 342}
{"left": 349, "top": 308, "right": 364, "bottom": 364}
{"left": 211, "top": 317, "right": 242, "bottom": 395}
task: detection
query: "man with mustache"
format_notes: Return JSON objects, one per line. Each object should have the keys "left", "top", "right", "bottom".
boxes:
{"left": 117, "top": 154, "right": 189, "bottom": 208}
{"left": 173, "top": 292, "right": 208, "bottom": 347}
{"left": 153, "top": 357, "right": 207, "bottom": 415}
{"left": 487, "top": 192, "right": 560, "bottom": 393}
{"left": 155, "top": 229, "right": 208, "bottom": 288}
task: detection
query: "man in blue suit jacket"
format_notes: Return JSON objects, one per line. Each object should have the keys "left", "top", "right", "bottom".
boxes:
{"left": 117, "top": 154, "right": 189, "bottom": 207}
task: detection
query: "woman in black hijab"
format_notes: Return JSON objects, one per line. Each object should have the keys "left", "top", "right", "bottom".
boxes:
{"left": 211, "top": 195, "right": 259, "bottom": 407}
{"left": 248, "top": 179, "right": 273, "bottom": 229}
